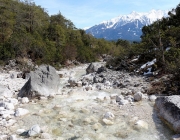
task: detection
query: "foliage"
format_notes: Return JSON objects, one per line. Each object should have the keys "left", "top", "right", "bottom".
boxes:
{"left": 0, "top": 0, "right": 116, "bottom": 67}
{"left": 139, "top": 3, "right": 180, "bottom": 73}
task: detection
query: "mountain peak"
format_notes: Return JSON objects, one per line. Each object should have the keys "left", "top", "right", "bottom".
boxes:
{"left": 86, "top": 9, "right": 168, "bottom": 41}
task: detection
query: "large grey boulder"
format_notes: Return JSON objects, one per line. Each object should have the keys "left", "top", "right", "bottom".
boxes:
{"left": 18, "top": 65, "right": 60, "bottom": 98}
{"left": 86, "top": 63, "right": 98, "bottom": 74}
{"left": 155, "top": 95, "right": 180, "bottom": 133}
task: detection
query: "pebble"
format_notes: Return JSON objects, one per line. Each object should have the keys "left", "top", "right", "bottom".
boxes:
{"left": 5, "top": 103, "right": 14, "bottom": 110}
{"left": 9, "top": 135, "right": 17, "bottom": 140}
{"left": 8, "top": 98, "right": 18, "bottom": 105}
{"left": 15, "top": 108, "right": 29, "bottom": 117}
{"left": 28, "top": 124, "right": 41, "bottom": 137}
{"left": 134, "top": 92, "right": 142, "bottom": 101}
{"left": 21, "top": 97, "right": 29, "bottom": 104}
{"left": 149, "top": 95, "right": 157, "bottom": 102}
{"left": 134, "top": 120, "right": 148, "bottom": 130}
{"left": 41, "top": 133, "right": 51, "bottom": 139}
{"left": 103, "top": 112, "right": 115, "bottom": 120}
{"left": 102, "top": 118, "right": 114, "bottom": 125}
{"left": 16, "top": 129, "right": 26, "bottom": 134}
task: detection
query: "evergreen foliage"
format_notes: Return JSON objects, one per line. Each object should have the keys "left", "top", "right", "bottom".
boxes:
{"left": 1, "top": 0, "right": 180, "bottom": 75}
{"left": 0, "top": 0, "right": 117, "bottom": 66}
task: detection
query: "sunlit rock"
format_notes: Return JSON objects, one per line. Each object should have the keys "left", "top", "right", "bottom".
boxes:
{"left": 41, "top": 133, "right": 51, "bottom": 139}
{"left": 134, "top": 92, "right": 142, "bottom": 101}
{"left": 83, "top": 118, "right": 92, "bottom": 125}
{"left": 149, "top": 95, "right": 157, "bottom": 102}
{"left": 58, "top": 111, "right": 68, "bottom": 118}
{"left": 68, "top": 78, "right": 77, "bottom": 87}
{"left": 18, "top": 65, "right": 60, "bottom": 98}
{"left": 95, "top": 133, "right": 106, "bottom": 140}
{"left": 114, "top": 130, "right": 129, "bottom": 138}
{"left": 92, "top": 123, "right": 102, "bottom": 131}
{"left": 6, "top": 119, "right": 16, "bottom": 127}
{"left": 86, "top": 63, "right": 99, "bottom": 74}
{"left": 15, "top": 108, "right": 29, "bottom": 117}
{"left": 102, "top": 118, "right": 114, "bottom": 125}
{"left": 5, "top": 103, "right": 14, "bottom": 110}
{"left": 134, "top": 120, "right": 148, "bottom": 130}
{"left": 21, "top": 97, "right": 29, "bottom": 104}
{"left": 80, "top": 108, "right": 89, "bottom": 114}
{"left": 8, "top": 98, "right": 18, "bottom": 106}
{"left": 0, "top": 85, "right": 13, "bottom": 98}
{"left": 0, "top": 135, "right": 8, "bottom": 140}
{"left": 103, "top": 112, "right": 115, "bottom": 120}
{"left": 16, "top": 129, "right": 26, "bottom": 134}
{"left": 28, "top": 124, "right": 41, "bottom": 137}
{"left": 9, "top": 135, "right": 17, "bottom": 140}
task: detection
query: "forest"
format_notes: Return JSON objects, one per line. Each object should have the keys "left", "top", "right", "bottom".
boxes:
{"left": 0, "top": 0, "right": 120, "bottom": 67}
{"left": 0, "top": 0, "right": 180, "bottom": 75}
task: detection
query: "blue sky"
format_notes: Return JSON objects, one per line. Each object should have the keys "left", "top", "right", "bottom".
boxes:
{"left": 33, "top": 0, "right": 179, "bottom": 29}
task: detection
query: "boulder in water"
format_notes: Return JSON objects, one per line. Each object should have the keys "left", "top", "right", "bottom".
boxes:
{"left": 155, "top": 95, "right": 180, "bottom": 133}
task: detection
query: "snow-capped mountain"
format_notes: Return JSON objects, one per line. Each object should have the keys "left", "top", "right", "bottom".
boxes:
{"left": 86, "top": 10, "right": 168, "bottom": 41}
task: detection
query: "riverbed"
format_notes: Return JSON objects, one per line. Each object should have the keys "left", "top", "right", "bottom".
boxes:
{"left": 0, "top": 63, "right": 175, "bottom": 140}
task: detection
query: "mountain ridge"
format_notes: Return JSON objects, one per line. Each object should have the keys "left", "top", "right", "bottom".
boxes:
{"left": 86, "top": 10, "right": 168, "bottom": 41}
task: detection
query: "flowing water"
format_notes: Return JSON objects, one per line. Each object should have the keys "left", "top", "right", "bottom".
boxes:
{"left": 12, "top": 64, "right": 174, "bottom": 140}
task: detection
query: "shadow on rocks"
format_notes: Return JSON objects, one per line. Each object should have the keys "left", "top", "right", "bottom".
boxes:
{"left": 152, "top": 102, "right": 175, "bottom": 140}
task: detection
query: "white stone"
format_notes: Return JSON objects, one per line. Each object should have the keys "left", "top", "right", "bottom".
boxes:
{"left": 0, "top": 110, "right": 15, "bottom": 115}
{"left": 149, "top": 95, "right": 157, "bottom": 102}
{"left": 2, "top": 113, "right": 11, "bottom": 119}
{"left": 119, "top": 99, "right": 129, "bottom": 105}
{"left": 0, "top": 86, "right": 13, "bottom": 98}
{"left": 103, "top": 112, "right": 115, "bottom": 120}
{"left": 104, "top": 81, "right": 111, "bottom": 86}
{"left": 134, "top": 120, "right": 148, "bottom": 130}
{"left": 116, "top": 95, "right": 124, "bottom": 102}
{"left": 16, "top": 129, "right": 26, "bottom": 134}
{"left": 134, "top": 92, "right": 142, "bottom": 101}
{"left": 21, "top": 97, "right": 29, "bottom": 104}
{"left": 0, "top": 107, "right": 5, "bottom": 111}
{"left": 96, "top": 133, "right": 106, "bottom": 140}
{"left": 28, "top": 124, "right": 41, "bottom": 137}
{"left": 8, "top": 98, "right": 18, "bottom": 105}
{"left": 0, "top": 135, "right": 8, "bottom": 140}
{"left": 76, "top": 81, "right": 82, "bottom": 87}
{"left": 5, "top": 103, "right": 14, "bottom": 110}
{"left": 40, "top": 96, "right": 48, "bottom": 100}
{"left": 142, "top": 94, "right": 148, "bottom": 100}
{"left": 41, "top": 133, "right": 51, "bottom": 139}
{"left": 6, "top": 119, "right": 16, "bottom": 127}
{"left": 92, "top": 123, "right": 102, "bottom": 131}
{"left": 9, "top": 135, "right": 17, "bottom": 140}
{"left": 102, "top": 118, "right": 114, "bottom": 125}
{"left": 15, "top": 108, "right": 29, "bottom": 117}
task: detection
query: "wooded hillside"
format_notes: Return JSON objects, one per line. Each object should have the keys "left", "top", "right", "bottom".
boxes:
{"left": 0, "top": 0, "right": 119, "bottom": 67}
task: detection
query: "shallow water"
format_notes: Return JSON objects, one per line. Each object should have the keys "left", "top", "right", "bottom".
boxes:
{"left": 16, "top": 94, "right": 174, "bottom": 140}
{"left": 13, "top": 64, "right": 174, "bottom": 140}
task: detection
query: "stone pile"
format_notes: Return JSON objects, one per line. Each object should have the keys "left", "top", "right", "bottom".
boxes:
{"left": 66, "top": 63, "right": 153, "bottom": 106}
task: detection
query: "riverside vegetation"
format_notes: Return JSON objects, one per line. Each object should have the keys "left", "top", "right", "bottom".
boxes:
{"left": 0, "top": 0, "right": 180, "bottom": 77}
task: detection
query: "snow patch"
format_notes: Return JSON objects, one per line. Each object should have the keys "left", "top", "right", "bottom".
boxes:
{"left": 140, "top": 59, "right": 156, "bottom": 69}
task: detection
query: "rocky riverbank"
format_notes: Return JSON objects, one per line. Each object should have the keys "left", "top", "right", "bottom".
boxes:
{"left": 0, "top": 62, "right": 177, "bottom": 140}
